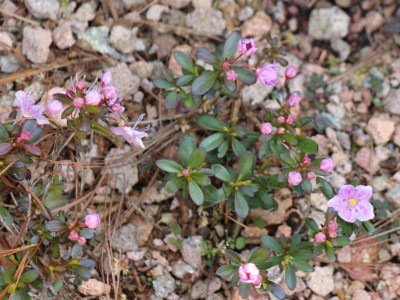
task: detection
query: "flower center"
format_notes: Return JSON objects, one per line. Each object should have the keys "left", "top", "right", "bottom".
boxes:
{"left": 348, "top": 197, "right": 357, "bottom": 206}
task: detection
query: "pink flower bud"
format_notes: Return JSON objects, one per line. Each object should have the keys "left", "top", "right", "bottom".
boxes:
{"left": 101, "top": 72, "right": 112, "bottom": 87}
{"left": 75, "top": 80, "right": 86, "bottom": 90}
{"left": 83, "top": 213, "right": 101, "bottom": 229}
{"left": 277, "top": 116, "right": 285, "bottom": 124}
{"left": 77, "top": 236, "right": 86, "bottom": 246}
{"left": 238, "top": 263, "right": 260, "bottom": 284}
{"left": 288, "top": 93, "right": 301, "bottom": 107}
{"left": 328, "top": 230, "right": 337, "bottom": 238}
{"left": 182, "top": 169, "right": 190, "bottom": 177}
{"left": 328, "top": 220, "right": 338, "bottom": 231}
{"left": 320, "top": 158, "right": 335, "bottom": 172}
{"left": 315, "top": 232, "right": 326, "bottom": 243}
{"left": 68, "top": 230, "right": 79, "bottom": 241}
{"left": 288, "top": 171, "right": 302, "bottom": 186}
{"left": 252, "top": 274, "right": 262, "bottom": 286}
{"left": 226, "top": 70, "right": 238, "bottom": 82}
{"left": 237, "top": 39, "right": 257, "bottom": 57}
{"left": 306, "top": 172, "right": 316, "bottom": 180}
{"left": 73, "top": 97, "right": 84, "bottom": 108}
{"left": 46, "top": 100, "right": 63, "bottom": 115}
{"left": 20, "top": 131, "right": 31, "bottom": 141}
{"left": 102, "top": 85, "right": 118, "bottom": 102}
{"left": 285, "top": 65, "right": 298, "bottom": 79}
{"left": 85, "top": 90, "right": 103, "bottom": 106}
{"left": 256, "top": 64, "right": 280, "bottom": 86}
{"left": 286, "top": 114, "right": 296, "bottom": 125}
{"left": 260, "top": 122, "right": 273, "bottom": 136}
{"left": 302, "top": 157, "right": 311, "bottom": 166}
{"left": 110, "top": 103, "right": 124, "bottom": 113}
{"left": 277, "top": 127, "right": 285, "bottom": 135}
{"left": 222, "top": 61, "right": 231, "bottom": 70}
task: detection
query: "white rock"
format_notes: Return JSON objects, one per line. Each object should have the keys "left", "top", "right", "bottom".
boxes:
{"left": 78, "top": 279, "right": 111, "bottom": 296}
{"left": 146, "top": 5, "right": 169, "bottom": 21}
{"left": 186, "top": 8, "right": 226, "bottom": 36}
{"left": 181, "top": 235, "right": 204, "bottom": 268}
{"left": 24, "top": 0, "right": 60, "bottom": 20}
{"left": 22, "top": 26, "right": 52, "bottom": 64}
{"left": 306, "top": 265, "right": 335, "bottom": 297}
{"left": 308, "top": 6, "right": 350, "bottom": 40}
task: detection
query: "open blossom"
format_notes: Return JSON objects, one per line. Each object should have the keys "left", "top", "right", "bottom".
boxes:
{"left": 238, "top": 263, "right": 262, "bottom": 286}
{"left": 328, "top": 185, "right": 374, "bottom": 223}
{"left": 77, "top": 236, "right": 86, "bottom": 246}
{"left": 111, "top": 114, "right": 149, "bottom": 149}
{"left": 320, "top": 158, "right": 335, "bottom": 172}
{"left": 13, "top": 91, "right": 49, "bottom": 125}
{"left": 46, "top": 100, "right": 63, "bottom": 115}
{"left": 83, "top": 213, "right": 101, "bottom": 229}
{"left": 237, "top": 39, "right": 257, "bottom": 56}
{"left": 288, "top": 93, "right": 301, "bottom": 107}
{"left": 85, "top": 90, "right": 103, "bottom": 106}
{"left": 226, "top": 70, "right": 238, "bottom": 81}
{"left": 260, "top": 122, "right": 273, "bottom": 136}
{"left": 256, "top": 64, "right": 280, "bottom": 86}
{"left": 286, "top": 114, "right": 296, "bottom": 125}
{"left": 314, "top": 232, "right": 326, "bottom": 243}
{"left": 68, "top": 230, "right": 79, "bottom": 241}
{"left": 285, "top": 65, "right": 298, "bottom": 79}
{"left": 101, "top": 72, "right": 112, "bottom": 87}
{"left": 288, "top": 171, "right": 302, "bottom": 186}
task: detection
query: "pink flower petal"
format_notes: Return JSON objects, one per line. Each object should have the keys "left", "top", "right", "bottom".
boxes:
{"left": 355, "top": 201, "right": 374, "bottom": 221}
{"left": 338, "top": 185, "right": 355, "bottom": 200}
{"left": 354, "top": 185, "right": 373, "bottom": 202}
{"left": 338, "top": 208, "right": 357, "bottom": 223}
{"left": 327, "top": 195, "right": 346, "bottom": 210}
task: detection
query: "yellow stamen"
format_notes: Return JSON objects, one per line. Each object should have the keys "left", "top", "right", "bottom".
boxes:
{"left": 348, "top": 197, "right": 357, "bottom": 206}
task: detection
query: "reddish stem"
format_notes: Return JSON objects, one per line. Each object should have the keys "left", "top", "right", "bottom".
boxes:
{"left": 228, "top": 60, "right": 257, "bottom": 71}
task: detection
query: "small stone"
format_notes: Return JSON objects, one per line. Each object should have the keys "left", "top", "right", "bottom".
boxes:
{"left": 372, "top": 175, "right": 389, "bottom": 192}
{"left": 241, "top": 11, "right": 272, "bottom": 37}
{"left": 186, "top": 8, "right": 226, "bottom": 36}
{"left": 384, "top": 89, "right": 400, "bottom": 116}
{"left": 130, "top": 60, "right": 154, "bottom": 78}
{"left": 146, "top": 4, "right": 169, "bottom": 21}
{"left": 111, "top": 224, "right": 138, "bottom": 252}
{"left": 337, "top": 246, "right": 352, "bottom": 263}
{"left": 366, "top": 116, "right": 395, "bottom": 146}
{"left": 52, "top": 21, "right": 75, "bottom": 49}
{"left": 330, "top": 38, "right": 351, "bottom": 60}
{"left": 130, "top": 215, "right": 153, "bottom": 246}
{"left": 352, "top": 289, "right": 371, "bottom": 300}
{"left": 349, "top": 281, "right": 365, "bottom": 295}
{"left": 77, "top": 26, "right": 120, "bottom": 58}
{"left": 106, "top": 63, "right": 140, "bottom": 100}
{"left": 365, "top": 11, "right": 384, "bottom": 32}
{"left": 163, "top": 233, "right": 183, "bottom": 252}
{"left": 315, "top": 113, "right": 342, "bottom": 132}
{"left": 78, "top": 279, "right": 111, "bottom": 296}
{"left": 181, "top": 235, "right": 203, "bottom": 268}
{"left": 1, "top": 0, "right": 18, "bottom": 26}
{"left": 191, "top": 278, "right": 222, "bottom": 299}
{"left": 332, "top": 152, "right": 352, "bottom": 176}
{"left": 126, "top": 249, "right": 146, "bottom": 261}
{"left": 242, "top": 81, "right": 273, "bottom": 106}
{"left": 241, "top": 225, "right": 269, "bottom": 238}
{"left": 352, "top": 129, "right": 371, "bottom": 147}
{"left": 250, "top": 196, "right": 292, "bottom": 226}
{"left": 306, "top": 265, "right": 334, "bottom": 297}
{"left": 355, "top": 147, "right": 380, "bottom": 175}
{"left": 393, "top": 125, "right": 400, "bottom": 147}
{"left": 123, "top": 0, "right": 146, "bottom": 4}
{"left": 0, "top": 32, "right": 13, "bottom": 50}
{"left": 335, "top": 0, "right": 351, "bottom": 7}
{"left": 192, "top": 0, "right": 212, "bottom": 8}
{"left": 379, "top": 248, "right": 391, "bottom": 262}
{"left": 153, "top": 273, "right": 176, "bottom": 298}
{"left": 110, "top": 25, "right": 146, "bottom": 53}
{"left": 71, "top": 2, "right": 97, "bottom": 33}
{"left": 308, "top": 6, "right": 350, "bottom": 40}
{"left": 171, "top": 260, "right": 196, "bottom": 279}
{"left": 24, "top": 0, "right": 60, "bottom": 20}
{"left": 275, "top": 224, "right": 292, "bottom": 239}
{"left": 386, "top": 184, "right": 400, "bottom": 207}
{"left": 310, "top": 193, "right": 329, "bottom": 211}
{"left": 337, "top": 131, "right": 351, "bottom": 150}
{"left": 0, "top": 56, "right": 19, "bottom": 73}
{"left": 238, "top": 6, "right": 254, "bottom": 21}
{"left": 161, "top": 0, "right": 191, "bottom": 9}
{"left": 22, "top": 26, "right": 52, "bottom": 64}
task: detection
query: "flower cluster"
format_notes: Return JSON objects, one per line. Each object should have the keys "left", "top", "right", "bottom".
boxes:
{"left": 287, "top": 157, "right": 336, "bottom": 187}
{"left": 68, "top": 213, "right": 101, "bottom": 246}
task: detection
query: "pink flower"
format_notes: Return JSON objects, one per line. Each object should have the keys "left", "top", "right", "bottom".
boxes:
{"left": 328, "top": 230, "right": 337, "bottom": 238}
{"left": 328, "top": 185, "right": 374, "bottom": 223}
{"left": 277, "top": 116, "right": 285, "bottom": 124}
{"left": 285, "top": 65, "right": 298, "bottom": 79}
{"left": 85, "top": 90, "right": 103, "bottom": 106}
{"left": 320, "top": 158, "right": 335, "bottom": 172}
{"left": 238, "top": 263, "right": 261, "bottom": 285}
{"left": 111, "top": 114, "right": 149, "bottom": 149}
{"left": 302, "top": 157, "right": 311, "bottom": 166}
{"left": 75, "top": 80, "right": 86, "bottom": 90}
{"left": 73, "top": 97, "right": 84, "bottom": 108}
{"left": 226, "top": 70, "right": 238, "bottom": 82}
{"left": 277, "top": 127, "right": 285, "bottom": 135}
{"left": 256, "top": 64, "right": 280, "bottom": 86}
{"left": 20, "top": 131, "right": 31, "bottom": 140}
{"left": 13, "top": 91, "right": 49, "bottom": 125}
{"left": 222, "top": 61, "right": 231, "bottom": 70}
{"left": 83, "top": 213, "right": 101, "bottom": 229}
{"left": 328, "top": 220, "right": 338, "bottom": 231}
{"left": 182, "top": 169, "right": 190, "bottom": 177}
{"left": 68, "top": 230, "right": 79, "bottom": 241}
{"left": 306, "top": 172, "right": 315, "bottom": 180}
{"left": 314, "top": 232, "right": 326, "bottom": 243}
{"left": 286, "top": 114, "right": 296, "bottom": 125}
{"left": 102, "top": 85, "right": 118, "bottom": 102}
{"left": 110, "top": 103, "right": 124, "bottom": 113}
{"left": 288, "top": 93, "right": 301, "bottom": 107}
{"left": 260, "top": 122, "right": 273, "bottom": 136}
{"left": 46, "top": 100, "right": 63, "bottom": 115}
{"left": 101, "top": 72, "right": 112, "bottom": 87}
{"left": 288, "top": 171, "right": 302, "bottom": 186}
{"left": 77, "top": 236, "right": 86, "bottom": 246}
{"left": 237, "top": 39, "right": 257, "bottom": 56}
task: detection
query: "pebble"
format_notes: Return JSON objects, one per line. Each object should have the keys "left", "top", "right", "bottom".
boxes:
{"left": 241, "top": 225, "right": 269, "bottom": 238}
{"left": 352, "top": 289, "right": 371, "bottom": 300}
{"left": 238, "top": 6, "right": 254, "bottom": 21}
{"left": 386, "top": 184, "right": 400, "bottom": 207}
{"left": 375, "top": 146, "right": 391, "bottom": 162}
{"left": 130, "top": 60, "right": 154, "bottom": 78}
{"left": 186, "top": 8, "right": 226, "bottom": 36}
{"left": 130, "top": 215, "right": 154, "bottom": 246}
{"left": 181, "top": 235, "right": 204, "bottom": 268}
{"left": 352, "top": 129, "right": 371, "bottom": 147}
{"left": 275, "top": 223, "right": 292, "bottom": 239}
{"left": 52, "top": 21, "right": 75, "bottom": 50}
{"left": 146, "top": 4, "right": 169, "bottom": 21}
{"left": 306, "top": 265, "right": 335, "bottom": 297}
{"left": 110, "top": 25, "right": 146, "bottom": 54}
{"left": 171, "top": 260, "right": 196, "bottom": 279}
{"left": 161, "top": 0, "right": 191, "bottom": 9}
{"left": 191, "top": 278, "right": 222, "bottom": 299}
{"left": 77, "top": 26, "right": 120, "bottom": 59}
{"left": 365, "top": 11, "right": 384, "bottom": 32}
{"left": 366, "top": 116, "right": 395, "bottom": 146}
{"left": 24, "top": 0, "right": 60, "bottom": 20}
{"left": 308, "top": 6, "right": 350, "bottom": 40}
{"left": 0, "top": 32, "right": 13, "bottom": 51}
{"left": 22, "top": 26, "right": 52, "bottom": 64}
{"left": 153, "top": 273, "right": 176, "bottom": 298}
{"left": 1, "top": 0, "right": 18, "bottom": 26}
{"left": 123, "top": 0, "right": 146, "bottom": 4}
{"left": 337, "top": 246, "right": 352, "bottom": 263}
{"left": 355, "top": 147, "right": 380, "bottom": 175}
{"left": 337, "top": 131, "right": 351, "bottom": 150}
{"left": 192, "top": 0, "right": 212, "bottom": 8}
{"left": 241, "top": 11, "right": 272, "bottom": 38}
{"left": 142, "top": 181, "right": 175, "bottom": 204}
{"left": 242, "top": 81, "right": 273, "bottom": 107}
{"left": 78, "top": 279, "right": 111, "bottom": 296}
{"left": 372, "top": 175, "right": 390, "bottom": 192}
{"left": 384, "top": 89, "right": 400, "bottom": 116}
{"left": 310, "top": 193, "right": 329, "bottom": 211}
{"left": 71, "top": 2, "right": 97, "bottom": 33}
{"left": 126, "top": 249, "right": 146, "bottom": 261}
{"left": 106, "top": 63, "right": 140, "bottom": 100}
{"left": 250, "top": 197, "right": 292, "bottom": 226}
{"left": 315, "top": 113, "right": 342, "bottom": 132}
{"left": 0, "top": 56, "right": 19, "bottom": 73}
{"left": 335, "top": 0, "right": 351, "bottom": 7}
{"left": 330, "top": 38, "right": 351, "bottom": 60}
{"left": 393, "top": 125, "right": 400, "bottom": 146}
{"left": 111, "top": 224, "right": 139, "bottom": 252}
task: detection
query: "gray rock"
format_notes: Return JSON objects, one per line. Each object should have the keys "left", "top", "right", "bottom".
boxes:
{"left": 384, "top": 89, "right": 400, "bottom": 116}
{"left": 111, "top": 224, "right": 138, "bottom": 252}
{"left": 241, "top": 81, "right": 273, "bottom": 106}
{"left": 77, "top": 26, "right": 120, "bottom": 59}
{"left": 186, "top": 8, "right": 226, "bottom": 36}
{"left": 71, "top": 2, "right": 97, "bottom": 34}
{"left": 161, "top": 0, "right": 191, "bottom": 9}
{"left": 372, "top": 175, "right": 389, "bottom": 192}
{"left": 146, "top": 4, "right": 169, "bottom": 21}
{"left": 181, "top": 235, "right": 204, "bottom": 268}
{"left": 306, "top": 265, "right": 334, "bottom": 297}
{"left": 171, "top": 260, "right": 196, "bottom": 279}
{"left": 386, "top": 184, "right": 400, "bottom": 207}
{"left": 330, "top": 38, "right": 351, "bottom": 60}
{"left": 106, "top": 63, "right": 140, "bottom": 100}
{"left": 308, "top": 6, "right": 350, "bottom": 40}
{"left": 352, "top": 129, "right": 371, "bottom": 147}
{"left": 238, "top": 6, "right": 254, "bottom": 21}
{"left": 315, "top": 113, "right": 342, "bottom": 133}
{"left": 24, "top": 0, "right": 60, "bottom": 20}
{"left": 109, "top": 26, "right": 146, "bottom": 54}
{"left": 22, "top": 26, "right": 52, "bottom": 64}
{"left": 0, "top": 56, "right": 19, "bottom": 73}
{"left": 337, "top": 131, "right": 351, "bottom": 150}
{"left": 152, "top": 272, "right": 176, "bottom": 298}
{"left": 191, "top": 278, "right": 222, "bottom": 299}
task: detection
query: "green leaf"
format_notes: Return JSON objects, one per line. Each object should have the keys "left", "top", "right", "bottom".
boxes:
{"left": 225, "top": 249, "right": 242, "bottom": 265}
{"left": 235, "top": 237, "right": 246, "bottom": 250}
{"left": 232, "top": 66, "right": 257, "bottom": 85}
{"left": 280, "top": 153, "right": 296, "bottom": 166}
{"left": 176, "top": 75, "right": 194, "bottom": 87}
{"left": 44, "top": 191, "right": 67, "bottom": 209}
{"left": 0, "top": 207, "right": 12, "bottom": 228}
{"left": 301, "top": 179, "right": 312, "bottom": 194}
{"left": 179, "top": 135, "right": 196, "bottom": 166}
{"left": 337, "top": 216, "right": 353, "bottom": 237}
{"left": 197, "top": 48, "right": 217, "bottom": 64}
{"left": 316, "top": 177, "right": 335, "bottom": 199}
{"left": 0, "top": 123, "right": 9, "bottom": 140}
{"left": 232, "top": 138, "right": 246, "bottom": 157}
{"left": 156, "top": 159, "right": 184, "bottom": 173}
{"left": 71, "top": 244, "right": 82, "bottom": 259}
{"left": 196, "top": 115, "right": 224, "bottom": 131}
{"left": 239, "top": 281, "right": 250, "bottom": 298}
{"left": 188, "top": 148, "right": 206, "bottom": 169}
{"left": 79, "top": 112, "right": 91, "bottom": 133}
{"left": 191, "top": 71, "right": 218, "bottom": 96}
{"left": 269, "top": 281, "right": 286, "bottom": 300}
{"left": 283, "top": 133, "right": 297, "bottom": 145}
{"left": 294, "top": 137, "right": 318, "bottom": 154}
{"left": 53, "top": 93, "right": 73, "bottom": 104}
{"left": 170, "top": 222, "right": 181, "bottom": 235}
{"left": 162, "top": 67, "right": 175, "bottom": 82}
{"left": 305, "top": 218, "right": 319, "bottom": 232}
{"left": 291, "top": 259, "right": 313, "bottom": 272}
{"left": 191, "top": 173, "right": 210, "bottom": 186}
{"left": 174, "top": 51, "right": 194, "bottom": 73}
{"left": 212, "top": 164, "right": 232, "bottom": 182}
{"left": 45, "top": 220, "right": 67, "bottom": 232}
{"left": 80, "top": 228, "right": 94, "bottom": 239}
{"left": 246, "top": 247, "right": 269, "bottom": 264}
{"left": 220, "top": 88, "right": 238, "bottom": 98}
{"left": 218, "top": 140, "right": 229, "bottom": 158}
{"left": 267, "top": 174, "right": 288, "bottom": 189}
{"left": 166, "top": 176, "right": 185, "bottom": 193}
{"left": 362, "top": 221, "right": 374, "bottom": 236}
{"left": 188, "top": 181, "right": 204, "bottom": 205}
{"left": 234, "top": 191, "right": 249, "bottom": 219}
{"left": 291, "top": 251, "right": 314, "bottom": 261}
{"left": 216, "top": 265, "right": 239, "bottom": 277}
{"left": 261, "top": 236, "right": 284, "bottom": 254}
{"left": 293, "top": 117, "right": 312, "bottom": 128}
{"left": 0, "top": 143, "right": 12, "bottom": 156}
{"left": 199, "top": 132, "right": 225, "bottom": 151}
{"left": 335, "top": 236, "right": 350, "bottom": 247}
{"left": 154, "top": 79, "right": 175, "bottom": 89}
{"left": 285, "top": 263, "right": 296, "bottom": 290}
{"left": 166, "top": 90, "right": 178, "bottom": 109}
{"left": 237, "top": 151, "right": 253, "bottom": 176}
{"left": 223, "top": 31, "right": 241, "bottom": 59}
{"left": 325, "top": 244, "right": 336, "bottom": 262}
{"left": 19, "top": 270, "right": 39, "bottom": 283}
{"left": 61, "top": 106, "right": 75, "bottom": 119}
{"left": 52, "top": 279, "right": 64, "bottom": 292}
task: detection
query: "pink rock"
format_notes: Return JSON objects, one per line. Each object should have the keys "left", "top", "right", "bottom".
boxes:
{"left": 337, "top": 245, "right": 352, "bottom": 263}
{"left": 352, "top": 289, "right": 371, "bottom": 300}
{"left": 78, "top": 279, "right": 110, "bottom": 296}
{"left": 52, "top": 21, "right": 75, "bottom": 49}
{"left": 242, "top": 11, "right": 272, "bottom": 38}
{"left": 365, "top": 11, "right": 384, "bottom": 32}
{"left": 275, "top": 223, "right": 292, "bottom": 239}
{"left": 393, "top": 124, "right": 400, "bottom": 147}
{"left": 1, "top": 0, "right": 18, "bottom": 26}
{"left": 0, "top": 31, "right": 13, "bottom": 50}
{"left": 366, "top": 116, "right": 395, "bottom": 146}
{"left": 22, "top": 26, "right": 52, "bottom": 64}
{"left": 241, "top": 225, "right": 269, "bottom": 238}
{"left": 355, "top": 147, "right": 380, "bottom": 175}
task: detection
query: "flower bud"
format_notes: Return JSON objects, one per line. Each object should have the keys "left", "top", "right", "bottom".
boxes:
{"left": 277, "top": 127, "right": 285, "bottom": 135}
{"left": 101, "top": 72, "right": 112, "bottom": 87}
{"left": 288, "top": 93, "right": 301, "bottom": 107}
{"left": 222, "top": 61, "right": 231, "bottom": 70}
{"left": 83, "top": 213, "right": 101, "bottom": 229}
{"left": 85, "top": 90, "right": 103, "bottom": 106}
{"left": 46, "top": 100, "right": 63, "bottom": 115}
{"left": 260, "top": 122, "right": 273, "bottom": 136}
{"left": 73, "top": 97, "right": 84, "bottom": 108}
{"left": 302, "top": 157, "right": 311, "bottom": 166}
{"left": 288, "top": 171, "right": 302, "bottom": 186}
{"left": 68, "top": 230, "right": 79, "bottom": 241}
{"left": 182, "top": 169, "right": 190, "bottom": 177}
{"left": 237, "top": 39, "right": 257, "bottom": 57}
{"left": 306, "top": 172, "right": 316, "bottom": 180}
{"left": 20, "top": 131, "right": 31, "bottom": 141}
{"left": 328, "top": 220, "right": 338, "bottom": 231}
{"left": 277, "top": 116, "right": 285, "bottom": 124}
{"left": 77, "top": 236, "right": 86, "bottom": 246}
{"left": 315, "top": 232, "right": 326, "bottom": 243}
{"left": 320, "top": 158, "right": 335, "bottom": 172}
{"left": 110, "top": 103, "right": 124, "bottom": 113}
{"left": 226, "top": 70, "right": 238, "bottom": 82}
{"left": 75, "top": 80, "right": 86, "bottom": 90}
{"left": 238, "top": 263, "right": 260, "bottom": 285}
{"left": 328, "top": 230, "right": 337, "bottom": 239}
{"left": 256, "top": 64, "right": 280, "bottom": 86}
{"left": 285, "top": 65, "right": 298, "bottom": 79}
{"left": 102, "top": 85, "right": 118, "bottom": 102}
{"left": 286, "top": 114, "right": 296, "bottom": 125}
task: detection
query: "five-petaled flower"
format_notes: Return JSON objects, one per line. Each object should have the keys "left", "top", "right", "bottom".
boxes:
{"left": 13, "top": 91, "right": 49, "bottom": 125}
{"left": 111, "top": 114, "right": 149, "bottom": 149}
